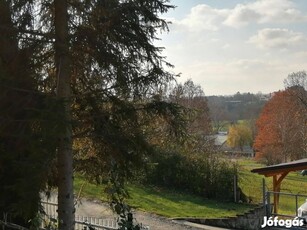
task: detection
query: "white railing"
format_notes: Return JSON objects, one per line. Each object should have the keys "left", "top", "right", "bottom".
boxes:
{"left": 75, "top": 216, "right": 118, "bottom": 230}
{"left": 41, "top": 200, "right": 118, "bottom": 229}
{"left": 41, "top": 200, "right": 149, "bottom": 230}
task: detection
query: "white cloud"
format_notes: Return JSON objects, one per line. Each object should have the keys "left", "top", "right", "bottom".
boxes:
{"left": 248, "top": 28, "right": 307, "bottom": 49}
{"left": 224, "top": 0, "right": 306, "bottom": 28}
{"left": 223, "top": 4, "right": 261, "bottom": 28}
{"left": 175, "top": 58, "right": 306, "bottom": 95}
{"left": 222, "top": 43, "right": 230, "bottom": 49}
{"left": 170, "top": 0, "right": 307, "bottom": 32}
{"left": 170, "top": 4, "right": 229, "bottom": 31}
{"left": 159, "top": 1, "right": 307, "bottom": 95}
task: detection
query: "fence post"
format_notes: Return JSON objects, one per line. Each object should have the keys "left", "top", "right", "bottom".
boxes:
{"left": 262, "top": 178, "right": 266, "bottom": 207}
{"left": 266, "top": 191, "right": 271, "bottom": 217}
{"left": 296, "top": 195, "right": 298, "bottom": 216}
{"left": 234, "top": 175, "right": 237, "bottom": 203}
{"left": 263, "top": 178, "right": 269, "bottom": 217}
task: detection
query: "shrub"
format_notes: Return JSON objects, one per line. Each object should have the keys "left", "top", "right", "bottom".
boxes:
{"left": 144, "top": 151, "right": 238, "bottom": 201}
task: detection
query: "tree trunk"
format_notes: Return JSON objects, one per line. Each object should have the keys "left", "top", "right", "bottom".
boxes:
{"left": 54, "top": 0, "right": 75, "bottom": 229}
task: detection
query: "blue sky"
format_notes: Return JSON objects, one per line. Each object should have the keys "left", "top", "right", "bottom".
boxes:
{"left": 157, "top": 0, "right": 307, "bottom": 95}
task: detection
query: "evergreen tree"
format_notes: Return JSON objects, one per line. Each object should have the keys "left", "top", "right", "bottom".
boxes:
{"left": 1, "top": 1, "right": 183, "bottom": 229}
{"left": 0, "top": 0, "right": 58, "bottom": 227}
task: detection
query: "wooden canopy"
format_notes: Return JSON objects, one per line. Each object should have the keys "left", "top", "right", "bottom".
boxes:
{"left": 251, "top": 158, "right": 307, "bottom": 214}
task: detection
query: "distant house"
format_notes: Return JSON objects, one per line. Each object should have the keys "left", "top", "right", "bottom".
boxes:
{"left": 257, "top": 93, "right": 274, "bottom": 101}
{"left": 214, "top": 133, "right": 228, "bottom": 147}
{"left": 213, "top": 133, "right": 254, "bottom": 157}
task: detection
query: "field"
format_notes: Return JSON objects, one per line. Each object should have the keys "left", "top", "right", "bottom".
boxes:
{"left": 74, "top": 157, "right": 307, "bottom": 218}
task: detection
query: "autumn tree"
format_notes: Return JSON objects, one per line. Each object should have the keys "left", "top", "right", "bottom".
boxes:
{"left": 284, "top": 71, "right": 307, "bottom": 107}
{"left": 283, "top": 71, "right": 307, "bottom": 157}
{"left": 208, "top": 100, "right": 229, "bottom": 133}
{"left": 227, "top": 122, "right": 253, "bottom": 152}
{"left": 169, "top": 79, "right": 212, "bottom": 152}
{"left": 170, "top": 80, "right": 211, "bottom": 134}
{"left": 254, "top": 88, "right": 307, "bottom": 165}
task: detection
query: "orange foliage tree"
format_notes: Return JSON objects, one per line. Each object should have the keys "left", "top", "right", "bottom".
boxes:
{"left": 254, "top": 88, "right": 307, "bottom": 165}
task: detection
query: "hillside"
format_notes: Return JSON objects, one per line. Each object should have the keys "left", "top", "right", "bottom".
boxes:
{"left": 207, "top": 92, "right": 271, "bottom": 130}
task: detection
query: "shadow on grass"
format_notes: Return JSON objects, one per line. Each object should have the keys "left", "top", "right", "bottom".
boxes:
{"left": 74, "top": 174, "right": 254, "bottom": 218}
{"left": 127, "top": 184, "right": 254, "bottom": 218}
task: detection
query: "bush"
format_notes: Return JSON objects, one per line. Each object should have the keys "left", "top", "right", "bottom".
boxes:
{"left": 144, "top": 151, "right": 238, "bottom": 201}
{"left": 255, "top": 146, "right": 283, "bottom": 166}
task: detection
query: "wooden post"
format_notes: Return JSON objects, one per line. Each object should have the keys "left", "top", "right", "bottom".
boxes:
{"left": 272, "top": 172, "right": 289, "bottom": 214}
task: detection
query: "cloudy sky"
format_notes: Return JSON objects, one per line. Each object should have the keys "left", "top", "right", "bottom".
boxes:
{"left": 157, "top": 0, "right": 307, "bottom": 96}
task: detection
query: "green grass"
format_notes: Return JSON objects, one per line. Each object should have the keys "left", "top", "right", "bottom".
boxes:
{"left": 126, "top": 185, "right": 251, "bottom": 218}
{"left": 212, "top": 120, "right": 248, "bottom": 132}
{"left": 74, "top": 176, "right": 108, "bottom": 201}
{"left": 74, "top": 175, "right": 252, "bottom": 218}
{"left": 74, "top": 158, "right": 307, "bottom": 218}
{"left": 236, "top": 158, "right": 307, "bottom": 216}
{"left": 236, "top": 158, "right": 268, "bottom": 203}
{"left": 272, "top": 171, "right": 307, "bottom": 215}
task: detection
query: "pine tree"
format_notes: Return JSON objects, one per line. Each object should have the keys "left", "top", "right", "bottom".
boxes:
{"left": 0, "top": 0, "right": 57, "bottom": 227}
{"left": 1, "top": 1, "right": 183, "bottom": 229}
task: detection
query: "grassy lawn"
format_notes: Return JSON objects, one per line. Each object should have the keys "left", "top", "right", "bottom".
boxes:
{"left": 271, "top": 171, "right": 307, "bottom": 216}
{"left": 74, "top": 175, "right": 252, "bottom": 218}
{"left": 236, "top": 158, "right": 307, "bottom": 216}
{"left": 74, "top": 158, "right": 307, "bottom": 218}
{"left": 236, "top": 158, "right": 268, "bottom": 203}
{"left": 126, "top": 185, "right": 252, "bottom": 218}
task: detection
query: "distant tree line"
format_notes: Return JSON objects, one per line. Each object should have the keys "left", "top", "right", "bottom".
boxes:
{"left": 207, "top": 92, "right": 267, "bottom": 132}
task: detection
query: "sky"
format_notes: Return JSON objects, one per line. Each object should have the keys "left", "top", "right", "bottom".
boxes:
{"left": 157, "top": 0, "right": 307, "bottom": 96}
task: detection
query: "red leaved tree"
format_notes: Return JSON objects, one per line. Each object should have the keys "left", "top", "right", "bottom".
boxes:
{"left": 254, "top": 88, "right": 307, "bottom": 165}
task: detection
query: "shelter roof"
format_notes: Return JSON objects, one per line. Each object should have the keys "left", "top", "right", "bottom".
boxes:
{"left": 251, "top": 158, "right": 307, "bottom": 177}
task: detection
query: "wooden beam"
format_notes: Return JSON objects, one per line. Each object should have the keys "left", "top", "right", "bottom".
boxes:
{"left": 263, "top": 171, "right": 291, "bottom": 177}
{"left": 253, "top": 165, "right": 307, "bottom": 177}
{"left": 272, "top": 172, "right": 289, "bottom": 214}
